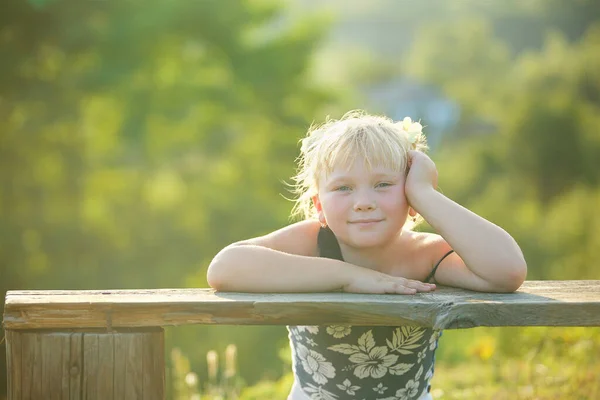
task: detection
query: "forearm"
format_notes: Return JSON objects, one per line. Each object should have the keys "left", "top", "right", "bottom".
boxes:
{"left": 411, "top": 189, "right": 527, "bottom": 286}
{"left": 207, "top": 244, "right": 364, "bottom": 292}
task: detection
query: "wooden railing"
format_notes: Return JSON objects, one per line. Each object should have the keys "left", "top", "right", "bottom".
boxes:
{"left": 3, "top": 280, "right": 600, "bottom": 399}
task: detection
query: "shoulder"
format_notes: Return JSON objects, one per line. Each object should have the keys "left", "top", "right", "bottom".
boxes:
{"left": 410, "top": 232, "right": 494, "bottom": 290}
{"left": 394, "top": 231, "right": 454, "bottom": 280}
{"left": 417, "top": 232, "right": 454, "bottom": 263}
{"left": 402, "top": 231, "right": 451, "bottom": 260}
{"left": 231, "top": 219, "right": 321, "bottom": 257}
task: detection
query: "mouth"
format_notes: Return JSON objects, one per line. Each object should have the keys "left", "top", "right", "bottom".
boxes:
{"left": 349, "top": 219, "right": 384, "bottom": 225}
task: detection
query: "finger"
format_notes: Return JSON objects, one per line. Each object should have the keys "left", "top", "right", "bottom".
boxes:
{"left": 386, "top": 282, "right": 416, "bottom": 295}
{"left": 401, "top": 279, "right": 436, "bottom": 291}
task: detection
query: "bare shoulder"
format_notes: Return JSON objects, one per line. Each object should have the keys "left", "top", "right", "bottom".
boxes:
{"left": 415, "top": 231, "right": 452, "bottom": 256}
{"left": 231, "top": 219, "right": 321, "bottom": 257}
{"left": 402, "top": 230, "right": 449, "bottom": 254}
{"left": 408, "top": 231, "right": 491, "bottom": 289}
{"left": 394, "top": 230, "right": 453, "bottom": 280}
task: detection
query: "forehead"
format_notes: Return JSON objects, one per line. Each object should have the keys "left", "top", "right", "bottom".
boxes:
{"left": 321, "top": 159, "right": 403, "bottom": 183}
{"left": 323, "top": 130, "right": 407, "bottom": 171}
{"left": 309, "top": 120, "right": 410, "bottom": 188}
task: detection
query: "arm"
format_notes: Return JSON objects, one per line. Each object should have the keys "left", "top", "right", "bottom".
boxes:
{"left": 406, "top": 152, "right": 527, "bottom": 292}
{"left": 208, "top": 243, "right": 353, "bottom": 293}
{"left": 207, "top": 220, "right": 435, "bottom": 294}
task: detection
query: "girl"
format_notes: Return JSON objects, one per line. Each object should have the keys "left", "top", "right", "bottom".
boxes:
{"left": 207, "top": 111, "right": 527, "bottom": 400}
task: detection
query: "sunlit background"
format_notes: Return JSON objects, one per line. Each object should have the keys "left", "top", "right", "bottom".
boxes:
{"left": 2, "top": 0, "right": 600, "bottom": 398}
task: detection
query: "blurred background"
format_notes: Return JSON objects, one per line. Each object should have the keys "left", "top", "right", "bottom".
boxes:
{"left": 1, "top": 0, "right": 600, "bottom": 398}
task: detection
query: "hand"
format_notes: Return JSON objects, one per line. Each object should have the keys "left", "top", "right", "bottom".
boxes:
{"left": 405, "top": 150, "right": 438, "bottom": 207}
{"left": 343, "top": 270, "right": 436, "bottom": 295}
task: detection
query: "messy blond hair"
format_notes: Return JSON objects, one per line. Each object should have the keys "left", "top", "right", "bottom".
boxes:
{"left": 290, "top": 110, "right": 428, "bottom": 224}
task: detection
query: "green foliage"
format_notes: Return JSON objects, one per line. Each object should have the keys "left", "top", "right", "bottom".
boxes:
{"left": 0, "top": 0, "right": 338, "bottom": 392}
{"left": 406, "top": 13, "right": 600, "bottom": 281}
{"left": 431, "top": 327, "right": 600, "bottom": 399}
{"left": 2, "top": 0, "right": 600, "bottom": 397}
{"left": 171, "top": 327, "right": 600, "bottom": 399}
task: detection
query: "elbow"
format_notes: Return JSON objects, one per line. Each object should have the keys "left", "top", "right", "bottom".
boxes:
{"left": 503, "top": 240, "right": 528, "bottom": 292}
{"left": 206, "top": 259, "right": 226, "bottom": 291}
{"left": 207, "top": 242, "right": 256, "bottom": 291}
{"left": 496, "top": 260, "right": 528, "bottom": 293}
{"left": 206, "top": 247, "right": 236, "bottom": 291}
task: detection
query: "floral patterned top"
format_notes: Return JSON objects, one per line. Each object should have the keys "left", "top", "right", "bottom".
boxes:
{"left": 286, "top": 227, "right": 443, "bottom": 400}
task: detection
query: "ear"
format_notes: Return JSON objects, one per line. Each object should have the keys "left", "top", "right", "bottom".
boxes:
{"left": 312, "top": 195, "right": 323, "bottom": 213}
{"left": 408, "top": 207, "right": 417, "bottom": 217}
{"left": 312, "top": 195, "right": 327, "bottom": 227}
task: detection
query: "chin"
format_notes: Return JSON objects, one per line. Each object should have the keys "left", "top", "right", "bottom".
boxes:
{"left": 344, "top": 231, "right": 397, "bottom": 249}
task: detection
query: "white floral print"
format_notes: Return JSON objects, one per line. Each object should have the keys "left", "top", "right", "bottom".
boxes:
{"left": 429, "top": 330, "right": 441, "bottom": 350}
{"left": 336, "top": 379, "right": 360, "bottom": 395}
{"left": 395, "top": 379, "right": 420, "bottom": 400}
{"left": 289, "top": 325, "right": 439, "bottom": 400}
{"left": 386, "top": 327, "right": 425, "bottom": 355}
{"left": 415, "top": 365, "right": 424, "bottom": 381}
{"left": 329, "top": 330, "right": 413, "bottom": 379}
{"left": 377, "top": 379, "right": 420, "bottom": 400}
{"left": 424, "top": 366, "right": 433, "bottom": 381}
{"left": 377, "top": 366, "right": 424, "bottom": 400}
{"left": 303, "top": 383, "right": 339, "bottom": 400}
{"left": 297, "top": 325, "right": 320, "bottom": 335}
{"left": 297, "top": 343, "right": 336, "bottom": 384}
{"left": 373, "top": 382, "right": 388, "bottom": 394}
{"left": 291, "top": 326, "right": 320, "bottom": 343}
{"left": 417, "top": 348, "right": 426, "bottom": 364}
{"left": 327, "top": 325, "right": 351, "bottom": 338}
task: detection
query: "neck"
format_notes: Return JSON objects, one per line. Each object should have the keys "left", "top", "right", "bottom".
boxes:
{"left": 338, "top": 231, "right": 406, "bottom": 272}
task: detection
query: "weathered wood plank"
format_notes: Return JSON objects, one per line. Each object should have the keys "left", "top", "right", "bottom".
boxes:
{"left": 6, "top": 330, "right": 22, "bottom": 400}
{"left": 120, "top": 333, "right": 144, "bottom": 400}
{"left": 3, "top": 281, "right": 600, "bottom": 329}
{"left": 40, "top": 333, "right": 67, "bottom": 399}
{"left": 96, "top": 333, "right": 115, "bottom": 399}
{"left": 142, "top": 331, "right": 165, "bottom": 400}
{"left": 82, "top": 333, "right": 99, "bottom": 399}
{"left": 112, "top": 334, "right": 127, "bottom": 399}
{"left": 22, "top": 332, "right": 43, "bottom": 398}
{"left": 7, "top": 332, "right": 79, "bottom": 399}
{"left": 5, "top": 329, "right": 165, "bottom": 400}
{"left": 69, "top": 333, "right": 82, "bottom": 400}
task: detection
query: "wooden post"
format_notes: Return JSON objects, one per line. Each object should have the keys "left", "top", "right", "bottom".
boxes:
{"left": 5, "top": 328, "right": 164, "bottom": 400}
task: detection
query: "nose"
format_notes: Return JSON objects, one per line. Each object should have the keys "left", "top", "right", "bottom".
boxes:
{"left": 353, "top": 190, "right": 376, "bottom": 211}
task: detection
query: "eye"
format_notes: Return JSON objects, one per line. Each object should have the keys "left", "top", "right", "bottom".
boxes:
{"left": 334, "top": 185, "right": 351, "bottom": 192}
{"left": 375, "top": 182, "right": 393, "bottom": 188}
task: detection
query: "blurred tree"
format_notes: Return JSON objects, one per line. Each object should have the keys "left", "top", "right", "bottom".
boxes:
{"left": 0, "top": 0, "right": 337, "bottom": 394}
{"left": 408, "top": 20, "right": 600, "bottom": 203}
{"left": 405, "top": 11, "right": 600, "bottom": 281}
{"left": 445, "top": 0, "right": 600, "bottom": 55}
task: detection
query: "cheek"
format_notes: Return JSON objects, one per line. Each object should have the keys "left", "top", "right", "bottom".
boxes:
{"left": 320, "top": 193, "right": 351, "bottom": 216}
{"left": 380, "top": 188, "right": 408, "bottom": 209}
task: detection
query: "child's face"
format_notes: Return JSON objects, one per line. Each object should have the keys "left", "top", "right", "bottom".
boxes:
{"left": 315, "top": 159, "right": 409, "bottom": 249}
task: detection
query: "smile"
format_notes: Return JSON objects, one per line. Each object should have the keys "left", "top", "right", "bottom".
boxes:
{"left": 349, "top": 219, "right": 384, "bottom": 224}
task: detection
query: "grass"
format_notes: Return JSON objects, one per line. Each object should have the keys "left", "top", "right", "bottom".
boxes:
{"left": 169, "top": 327, "right": 600, "bottom": 400}
{"left": 431, "top": 327, "right": 600, "bottom": 399}
{"left": 431, "top": 358, "right": 599, "bottom": 399}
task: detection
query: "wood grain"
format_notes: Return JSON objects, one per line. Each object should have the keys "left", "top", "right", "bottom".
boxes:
{"left": 5, "top": 329, "right": 165, "bottom": 400}
{"left": 3, "top": 280, "right": 600, "bottom": 329}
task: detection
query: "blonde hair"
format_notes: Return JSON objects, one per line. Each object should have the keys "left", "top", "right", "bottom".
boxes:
{"left": 290, "top": 110, "right": 428, "bottom": 224}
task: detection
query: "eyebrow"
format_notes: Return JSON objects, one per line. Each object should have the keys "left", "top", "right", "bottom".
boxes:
{"left": 326, "top": 173, "right": 398, "bottom": 186}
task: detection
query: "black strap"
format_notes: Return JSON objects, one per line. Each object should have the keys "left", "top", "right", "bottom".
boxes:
{"left": 424, "top": 249, "right": 455, "bottom": 283}
{"left": 317, "top": 227, "right": 344, "bottom": 261}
